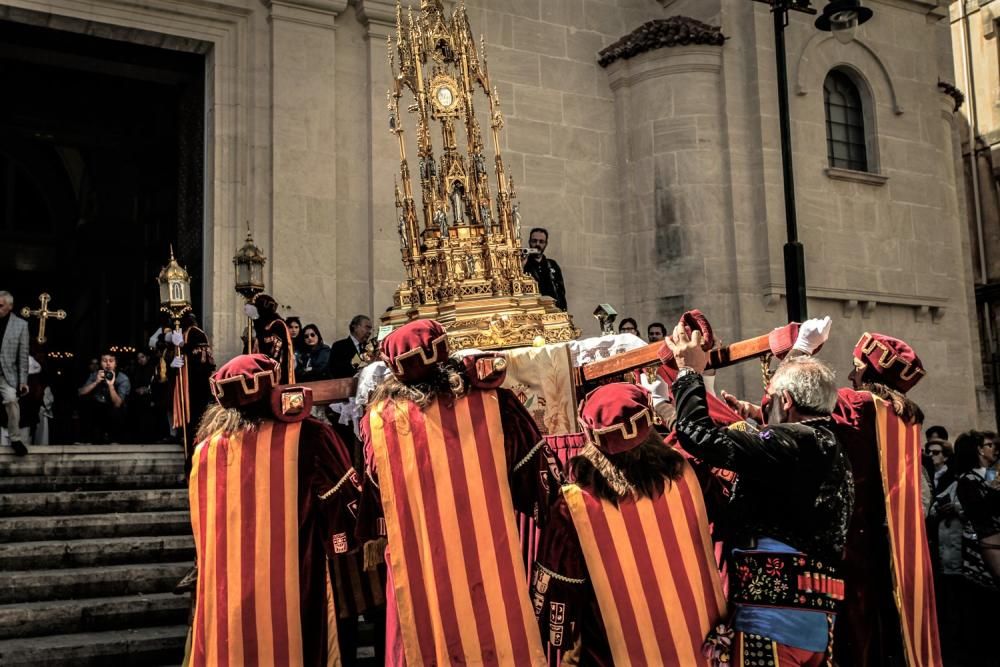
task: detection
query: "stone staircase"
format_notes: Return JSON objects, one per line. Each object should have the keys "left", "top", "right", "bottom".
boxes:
{"left": 0, "top": 444, "right": 193, "bottom": 666}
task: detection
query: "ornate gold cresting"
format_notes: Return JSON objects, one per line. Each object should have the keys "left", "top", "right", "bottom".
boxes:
{"left": 382, "top": 0, "right": 579, "bottom": 349}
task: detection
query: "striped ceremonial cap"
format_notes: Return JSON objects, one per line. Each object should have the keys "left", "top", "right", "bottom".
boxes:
{"left": 209, "top": 353, "right": 280, "bottom": 409}
{"left": 381, "top": 319, "right": 449, "bottom": 383}
{"left": 579, "top": 383, "right": 655, "bottom": 454}
{"left": 853, "top": 332, "right": 926, "bottom": 394}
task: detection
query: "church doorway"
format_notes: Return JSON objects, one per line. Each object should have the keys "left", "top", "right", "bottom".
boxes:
{"left": 0, "top": 19, "right": 205, "bottom": 441}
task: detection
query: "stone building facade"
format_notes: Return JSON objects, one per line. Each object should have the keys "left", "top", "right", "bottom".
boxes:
{"left": 0, "top": 0, "right": 986, "bottom": 430}
{"left": 949, "top": 0, "right": 1000, "bottom": 428}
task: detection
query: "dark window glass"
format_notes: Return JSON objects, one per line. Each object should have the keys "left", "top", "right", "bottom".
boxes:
{"left": 824, "top": 70, "right": 868, "bottom": 172}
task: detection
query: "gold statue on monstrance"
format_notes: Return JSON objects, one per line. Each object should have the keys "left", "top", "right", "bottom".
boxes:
{"left": 381, "top": 0, "right": 579, "bottom": 349}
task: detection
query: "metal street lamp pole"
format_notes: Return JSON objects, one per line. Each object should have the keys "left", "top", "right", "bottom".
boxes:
{"left": 755, "top": 0, "right": 874, "bottom": 322}
{"left": 755, "top": 0, "right": 815, "bottom": 322}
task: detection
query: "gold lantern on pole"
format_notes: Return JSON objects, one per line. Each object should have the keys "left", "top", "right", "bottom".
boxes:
{"left": 157, "top": 246, "right": 193, "bottom": 455}
{"left": 233, "top": 227, "right": 266, "bottom": 351}
{"left": 158, "top": 245, "right": 193, "bottom": 319}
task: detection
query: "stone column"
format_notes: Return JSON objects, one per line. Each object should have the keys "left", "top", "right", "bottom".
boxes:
{"left": 267, "top": 0, "right": 349, "bottom": 324}
{"left": 604, "top": 23, "right": 736, "bottom": 339}
{"left": 358, "top": 0, "right": 406, "bottom": 323}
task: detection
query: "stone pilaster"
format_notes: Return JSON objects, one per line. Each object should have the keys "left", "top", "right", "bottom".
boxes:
{"left": 267, "top": 0, "right": 349, "bottom": 324}
{"left": 358, "top": 0, "right": 406, "bottom": 321}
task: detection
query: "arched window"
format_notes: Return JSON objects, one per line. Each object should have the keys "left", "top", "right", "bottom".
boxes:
{"left": 823, "top": 70, "right": 868, "bottom": 172}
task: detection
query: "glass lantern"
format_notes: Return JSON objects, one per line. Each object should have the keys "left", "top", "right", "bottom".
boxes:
{"left": 158, "top": 246, "right": 192, "bottom": 317}
{"left": 233, "top": 229, "right": 266, "bottom": 299}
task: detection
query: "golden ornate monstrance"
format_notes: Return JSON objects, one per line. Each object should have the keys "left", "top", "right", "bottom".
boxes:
{"left": 382, "top": 0, "right": 579, "bottom": 349}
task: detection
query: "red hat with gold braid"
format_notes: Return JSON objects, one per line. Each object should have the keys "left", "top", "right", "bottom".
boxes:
{"left": 852, "top": 332, "right": 926, "bottom": 394}
{"left": 579, "top": 383, "right": 656, "bottom": 455}
{"left": 380, "top": 319, "right": 450, "bottom": 384}
{"left": 209, "top": 354, "right": 311, "bottom": 422}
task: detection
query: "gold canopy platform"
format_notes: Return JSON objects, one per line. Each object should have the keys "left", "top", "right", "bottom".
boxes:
{"left": 381, "top": 0, "right": 579, "bottom": 349}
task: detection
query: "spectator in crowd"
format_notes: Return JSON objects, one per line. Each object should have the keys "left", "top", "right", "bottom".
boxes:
{"left": 297, "top": 323, "right": 332, "bottom": 382}
{"left": 927, "top": 424, "right": 951, "bottom": 453}
{"left": 78, "top": 352, "right": 130, "bottom": 443}
{"left": 618, "top": 317, "right": 639, "bottom": 338}
{"left": 286, "top": 316, "right": 303, "bottom": 363}
{"left": 0, "top": 290, "right": 30, "bottom": 455}
{"left": 950, "top": 431, "right": 1000, "bottom": 664}
{"left": 523, "top": 227, "right": 567, "bottom": 311}
{"left": 647, "top": 321, "right": 667, "bottom": 342}
{"left": 927, "top": 439, "right": 962, "bottom": 660}
{"left": 954, "top": 431, "right": 1000, "bottom": 578}
{"left": 329, "top": 315, "right": 373, "bottom": 379}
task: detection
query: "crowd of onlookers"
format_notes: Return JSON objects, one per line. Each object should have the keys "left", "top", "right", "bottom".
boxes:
{"left": 1, "top": 303, "right": 378, "bottom": 450}
{"left": 922, "top": 425, "right": 1000, "bottom": 665}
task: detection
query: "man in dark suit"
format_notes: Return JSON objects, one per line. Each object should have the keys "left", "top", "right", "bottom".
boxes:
{"left": 329, "top": 315, "right": 373, "bottom": 379}
{"left": 0, "top": 291, "right": 31, "bottom": 455}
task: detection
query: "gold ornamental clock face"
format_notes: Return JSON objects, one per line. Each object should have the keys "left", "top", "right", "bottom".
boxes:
{"left": 431, "top": 79, "right": 460, "bottom": 113}
{"left": 436, "top": 86, "right": 454, "bottom": 107}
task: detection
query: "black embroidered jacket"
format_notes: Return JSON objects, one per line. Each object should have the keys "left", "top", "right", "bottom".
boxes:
{"left": 672, "top": 371, "right": 854, "bottom": 563}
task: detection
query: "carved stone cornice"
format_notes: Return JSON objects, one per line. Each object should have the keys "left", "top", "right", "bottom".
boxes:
{"left": 762, "top": 284, "right": 948, "bottom": 322}
{"left": 356, "top": 0, "right": 397, "bottom": 26}
{"left": 267, "top": 0, "right": 348, "bottom": 29}
{"left": 598, "top": 16, "right": 725, "bottom": 68}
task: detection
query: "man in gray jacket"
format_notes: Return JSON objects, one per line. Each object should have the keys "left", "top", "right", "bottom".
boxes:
{"left": 0, "top": 291, "right": 29, "bottom": 455}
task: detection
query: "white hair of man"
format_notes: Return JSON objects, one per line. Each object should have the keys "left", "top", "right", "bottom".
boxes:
{"left": 0, "top": 291, "right": 12, "bottom": 305}
{"left": 769, "top": 356, "right": 838, "bottom": 416}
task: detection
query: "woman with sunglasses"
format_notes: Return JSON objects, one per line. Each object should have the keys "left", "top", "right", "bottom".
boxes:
{"left": 297, "top": 323, "right": 331, "bottom": 382}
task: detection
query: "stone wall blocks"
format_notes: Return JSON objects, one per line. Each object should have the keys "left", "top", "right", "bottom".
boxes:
{"left": 652, "top": 117, "right": 698, "bottom": 153}
{"left": 583, "top": 0, "right": 624, "bottom": 35}
{"left": 488, "top": 47, "right": 541, "bottom": 87}
{"left": 523, "top": 155, "right": 567, "bottom": 191}
{"left": 627, "top": 124, "right": 654, "bottom": 161}
{"left": 540, "top": 55, "right": 599, "bottom": 95}
{"left": 541, "top": 0, "right": 586, "bottom": 30}
{"left": 670, "top": 80, "right": 721, "bottom": 117}
{"left": 672, "top": 149, "right": 722, "bottom": 185}
{"left": 550, "top": 125, "right": 602, "bottom": 162}
{"left": 514, "top": 84, "right": 564, "bottom": 122}
{"left": 565, "top": 161, "right": 615, "bottom": 196}
{"left": 507, "top": 118, "right": 552, "bottom": 154}
{"left": 562, "top": 93, "right": 614, "bottom": 131}
{"left": 484, "top": 10, "right": 514, "bottom": 49}
{"left": 512, "top": 15, "right": 568, "bottom": 58}
{"left": 470, "top": 0, "right": 540, "bottom": 20}
{"left": 565, "top": 28, "right": 606, "bottom": 64}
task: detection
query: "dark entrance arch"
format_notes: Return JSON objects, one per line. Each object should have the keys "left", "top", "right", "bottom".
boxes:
{"left": 0, "top": 19, "right": 205, "bottom": 441}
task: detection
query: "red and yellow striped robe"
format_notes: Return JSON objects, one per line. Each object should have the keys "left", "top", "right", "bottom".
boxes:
{"left": 560, "top": 463, "right": 726, "bottom": 666}
{"left": 366, "top": 390, "right": 548, "bottom": 666}
{"left": 189, "top": 419, "right": 358, "bottom": 667}
{"left": 873, "top": 397, "right": 942, "bottom": 667}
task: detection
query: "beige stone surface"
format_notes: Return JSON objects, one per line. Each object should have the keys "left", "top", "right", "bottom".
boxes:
{"left": 0, "top": 0, "right": 988, "bottom": 431}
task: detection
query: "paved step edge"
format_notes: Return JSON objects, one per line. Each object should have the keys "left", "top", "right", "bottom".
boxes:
{"left": 0, "top": 592, "right": 190, "bottom": 640}
{"left": 0, "top": 511, "right": 192, "bottom": 543}
{"left": 0, "top": 445, "right": 184, "bottom": 454}
{"left": 0, "top": 473, "right": 186, "bottom": 492}
{"left": 0, "top": 624, "right": 188, "bottom": 667}
{"left": 0, "top": 562, "right": 193, "bottom": 604}
{"left": 0, "top": 489, "right": 189, "bottom": 517}
{"left": 0, "top": 535, "right": 195, "bottom": 569}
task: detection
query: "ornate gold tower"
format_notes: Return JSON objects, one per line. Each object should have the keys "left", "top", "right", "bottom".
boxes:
{"left": 382, "top": 0, "right": 578, "bottom": 349}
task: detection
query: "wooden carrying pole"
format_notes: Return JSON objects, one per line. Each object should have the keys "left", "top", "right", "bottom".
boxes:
{"left": 579, "top": 332, "right": 774, "bottom": 382}
{"left": 286, "top": 327, "right": 784, "bottom": 407}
